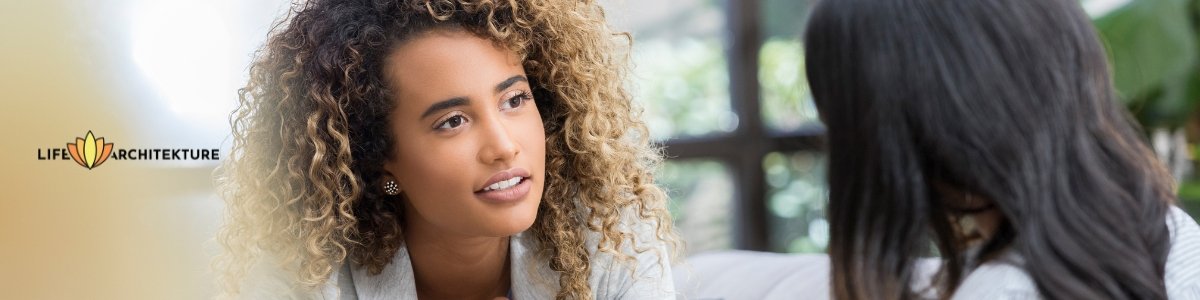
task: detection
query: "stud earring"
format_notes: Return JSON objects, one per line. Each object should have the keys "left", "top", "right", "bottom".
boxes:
{"left": 958, "top": 214, "right": 978, "bottom": 237}
{"left": 951, "top": 192, "right": 988, "bottom": 248}
{"left": 383, "top": 180, "right": 400, "bottom": 195}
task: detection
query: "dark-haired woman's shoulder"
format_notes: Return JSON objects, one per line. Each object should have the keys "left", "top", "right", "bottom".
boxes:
{"left": 953, "top": 206, "right": 1200, "bottom": 299}
{"left": 951, "top": 252, "right": 1037, "bottom": 300}
{"left": 1165, "top": 206, "right": 1200, "bottom": 298}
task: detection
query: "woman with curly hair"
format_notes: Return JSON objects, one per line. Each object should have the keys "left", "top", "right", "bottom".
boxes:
{"left": 214, "top": 0, "right": 679, "bottom": 299}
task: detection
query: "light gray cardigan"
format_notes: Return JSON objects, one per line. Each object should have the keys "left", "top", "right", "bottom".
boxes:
{"left": 322, "top": 229, "right": 675, "bottom": 300}
{"left": 240, "top": 220, "right": 676, "bottom": 300}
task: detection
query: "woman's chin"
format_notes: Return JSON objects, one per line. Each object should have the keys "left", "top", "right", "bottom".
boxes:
{"left": 483, "top": 212, "right": 539, "bottom": 237}
{"left": 499, "top": 218, "right": 538, "bottom": 236}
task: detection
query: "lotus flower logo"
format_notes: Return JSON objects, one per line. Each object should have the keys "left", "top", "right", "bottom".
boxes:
{"left": 67, "top": 131, "right": 114, "bottom": 169}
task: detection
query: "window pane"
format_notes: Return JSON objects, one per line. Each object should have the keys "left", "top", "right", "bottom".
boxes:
{"left": 1080, "top": 0, "right": 1133, "bottom": 18}
{"left": 601, "top": 0, "right": 733, "bottom": 140}
{"left": 658, "top": 159, "right": 735, "bottom": 254}
{"left": 764, "top": 151, "right": 829, "bottom": 253}
{"left": 759, "top": 0, "right": 822, "bottom": 132}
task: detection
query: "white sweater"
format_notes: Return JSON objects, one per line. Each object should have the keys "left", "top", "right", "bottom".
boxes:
{"left": 948, "top": 206, "right": 1200, "bottom": 299}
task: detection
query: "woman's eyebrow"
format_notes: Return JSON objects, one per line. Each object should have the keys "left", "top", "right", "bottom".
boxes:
{"left": 420, "top": 75, "right": 526, "bottom": 119}
{"left": 494, "top": 75, "right": 528, "bottom": 93}
{"left": 421, "top": 96, "right": 469, "bottom": 119}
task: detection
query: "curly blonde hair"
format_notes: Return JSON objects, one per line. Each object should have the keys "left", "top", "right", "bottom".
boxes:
{"left": 214, "top": 0, "right": 680, "bottom": 298}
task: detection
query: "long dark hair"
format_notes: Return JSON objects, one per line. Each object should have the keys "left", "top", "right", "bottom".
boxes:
{"left": 803, "top": 0, "right": 1176, "bottom": 299}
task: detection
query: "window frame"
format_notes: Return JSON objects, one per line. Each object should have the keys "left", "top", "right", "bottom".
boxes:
{"left": 660, "top": 0, "right": 825, "bottom": 251}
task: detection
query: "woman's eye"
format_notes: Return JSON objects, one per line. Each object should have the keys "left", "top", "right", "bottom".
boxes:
{"left": 435, "top": 115, "right": 467, "bottom": 130}
{"left": 501, "top": 92, "right": 532, "bottom": 110}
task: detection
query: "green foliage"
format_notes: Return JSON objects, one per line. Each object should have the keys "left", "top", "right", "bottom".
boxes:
{"left": 759, "top": 39, "right": 821, "bottom": 132}
{"left": 1094, "top": 0, "right": 1200, "bottom": 127}
{"left": 1094, "top": 0, "right": 1200, "bottom": 219}
{"left": 631, "top": 39, "right": 732, "bottom": 140}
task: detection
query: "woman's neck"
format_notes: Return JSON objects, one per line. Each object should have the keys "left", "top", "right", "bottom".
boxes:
{"left": 403, "top": 215, "right": 511, "bottom": 299}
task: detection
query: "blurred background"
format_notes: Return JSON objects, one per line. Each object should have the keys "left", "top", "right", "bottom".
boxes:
{"left": 604, "top": 0, "right": 1200, "bottom": 256}
{"left": 1, "top": 0, "right": 1197, "bottom": 299}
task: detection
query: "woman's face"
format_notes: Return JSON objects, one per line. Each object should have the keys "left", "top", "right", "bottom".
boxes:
{"left": 383, "top": 29, "right": 545, "bottom": 238}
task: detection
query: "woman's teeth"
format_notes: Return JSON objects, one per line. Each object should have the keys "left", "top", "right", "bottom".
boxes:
{"left": 483, "top": 177, "right": 522, "bottom": 192}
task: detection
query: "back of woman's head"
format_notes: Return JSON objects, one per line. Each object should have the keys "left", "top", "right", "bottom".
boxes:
{"left": 804, "top": 0, "right": 1175, "bottom": 299}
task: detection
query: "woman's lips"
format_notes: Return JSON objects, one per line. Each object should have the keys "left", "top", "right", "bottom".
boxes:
{"left": 477, "top": 168, "right": 531, "bottom": 191}
{"left": 475, "top": 168, "right": 533, "bottom": 203}
{"left": 474, "top": 177, "right": 531, "bottom": 203}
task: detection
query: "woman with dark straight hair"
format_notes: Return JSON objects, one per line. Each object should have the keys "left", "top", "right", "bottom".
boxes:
{"left": 804, "top": 0, "right": 1200, "bottom": 299}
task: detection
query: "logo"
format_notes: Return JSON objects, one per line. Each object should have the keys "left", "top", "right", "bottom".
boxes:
{"left": 66, "top": 131, "right": 115, "bottom": 169}
{"left": 38, "top": 130, "right": 220, "bottom": 170}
